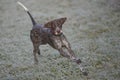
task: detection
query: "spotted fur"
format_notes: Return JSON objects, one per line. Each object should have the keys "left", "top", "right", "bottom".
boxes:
{"left": 17, "top": 1, "right": 88, "bottom": 76}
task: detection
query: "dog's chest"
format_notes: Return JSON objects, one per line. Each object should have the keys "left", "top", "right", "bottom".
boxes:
{"left": 49, "top": 35, "right": 66, "bottom": 47}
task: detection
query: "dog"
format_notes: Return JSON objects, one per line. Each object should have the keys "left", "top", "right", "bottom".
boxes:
{"left": 17, "top": 2, "right": 88, "bottom": 76}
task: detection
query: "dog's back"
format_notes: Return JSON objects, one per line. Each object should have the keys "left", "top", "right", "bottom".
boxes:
{"left": 30, "top": 24, "right": 51, "bottom": 45}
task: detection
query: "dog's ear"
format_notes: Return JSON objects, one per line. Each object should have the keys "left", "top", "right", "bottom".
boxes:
{"left": 44, "top": 17, "right": 67, "bottom": 28}
{"left": 44, "top": 20, "right": 55, "bottom": 28}
{"left": 56, "top": 17, "right": 67, "bottom": 27}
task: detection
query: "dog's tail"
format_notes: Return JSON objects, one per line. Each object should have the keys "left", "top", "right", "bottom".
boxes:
{"left": 17, "top": 1, "right": 36, "bottom": 25}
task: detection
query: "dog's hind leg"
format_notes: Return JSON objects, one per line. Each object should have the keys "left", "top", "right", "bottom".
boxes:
{"left": 38, "top": 49, "right": 41, "bottom": 55}
{"left": 33, "top": 44, "right": 40, "bottom": 64}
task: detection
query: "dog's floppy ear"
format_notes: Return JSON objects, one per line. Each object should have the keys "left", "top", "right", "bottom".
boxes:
{"left": 44, "top": 17, "right": 67, "bottom": 28}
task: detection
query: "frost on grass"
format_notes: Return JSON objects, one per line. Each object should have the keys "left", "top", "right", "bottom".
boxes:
{"left": 0, "top": 0, "right": 120, "bottom": 80}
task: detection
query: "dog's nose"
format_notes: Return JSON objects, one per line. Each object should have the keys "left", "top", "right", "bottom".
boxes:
{"left": 57, "top": 30, "right": 60, "bottom": 33}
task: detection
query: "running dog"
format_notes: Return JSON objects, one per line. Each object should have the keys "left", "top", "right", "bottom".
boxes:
{"left": 17, "top": 2, "right": 87, "bottom": 76}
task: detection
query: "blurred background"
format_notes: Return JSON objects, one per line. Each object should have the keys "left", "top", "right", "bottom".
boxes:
{"left": 0, "top": 0, "right": 120, "bottom": 80}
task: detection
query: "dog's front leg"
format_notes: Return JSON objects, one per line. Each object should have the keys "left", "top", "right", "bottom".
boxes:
{"left": 65, "top": 43, "right": 81, "bottom": 64}
{"left": 61, "top": 35, "right": 78, "bottom": 62}
{"left": 50, "top": 37, "right": 70, "bottom": 58}
{"left": 66, "top": 43, "right": 88, "bottom": 75}
{"left": 61, "top": 35, "right": 88, "bottom": 75}
{"left": 58, "top": 48, "right": 70, "bottom": 58}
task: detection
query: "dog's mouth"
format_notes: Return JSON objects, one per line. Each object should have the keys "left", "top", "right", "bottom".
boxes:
{"left": 54, "top": 30, "right": 63, "bottom": 36}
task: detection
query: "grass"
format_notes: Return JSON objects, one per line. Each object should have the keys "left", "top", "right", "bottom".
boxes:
{"left": 0, "top": 0, "right": 120, "bottom": 80}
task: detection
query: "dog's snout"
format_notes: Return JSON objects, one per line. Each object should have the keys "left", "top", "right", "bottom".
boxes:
{"left": 57, "top": 30, "right": 60, "bottom": 33}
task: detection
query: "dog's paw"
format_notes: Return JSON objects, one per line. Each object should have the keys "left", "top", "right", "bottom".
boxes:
{"left": 78, "top": 64, "right": 88, "bottom": 76}
{"left": 34, "top": 60, "right": 38, "bottom": 65}
{"left": 76, "top": 59, "right": 81, "bottom": 64}
{"left": 39, "top": 55, "right": 43, "bottom": 57}
{"left": 82, "top": 71, "right": 88, "bottom": 76}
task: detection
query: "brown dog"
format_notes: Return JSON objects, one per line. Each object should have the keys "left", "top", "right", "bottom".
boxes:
{"left": 17, "top": 2, "right": 87, "bottom": 76}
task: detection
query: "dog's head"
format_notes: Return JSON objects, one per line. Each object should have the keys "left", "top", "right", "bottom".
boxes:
{"left": 44, "top": 17, "right": 67, "bottom": 36}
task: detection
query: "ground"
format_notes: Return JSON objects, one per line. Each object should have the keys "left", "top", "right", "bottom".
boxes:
{"left": 0, "top": 0, "right": 120, "bottom": 80}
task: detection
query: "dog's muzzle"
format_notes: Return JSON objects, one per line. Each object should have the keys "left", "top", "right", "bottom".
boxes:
{"left": 54, "top": 30, "right": 63, "bottom": 36}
